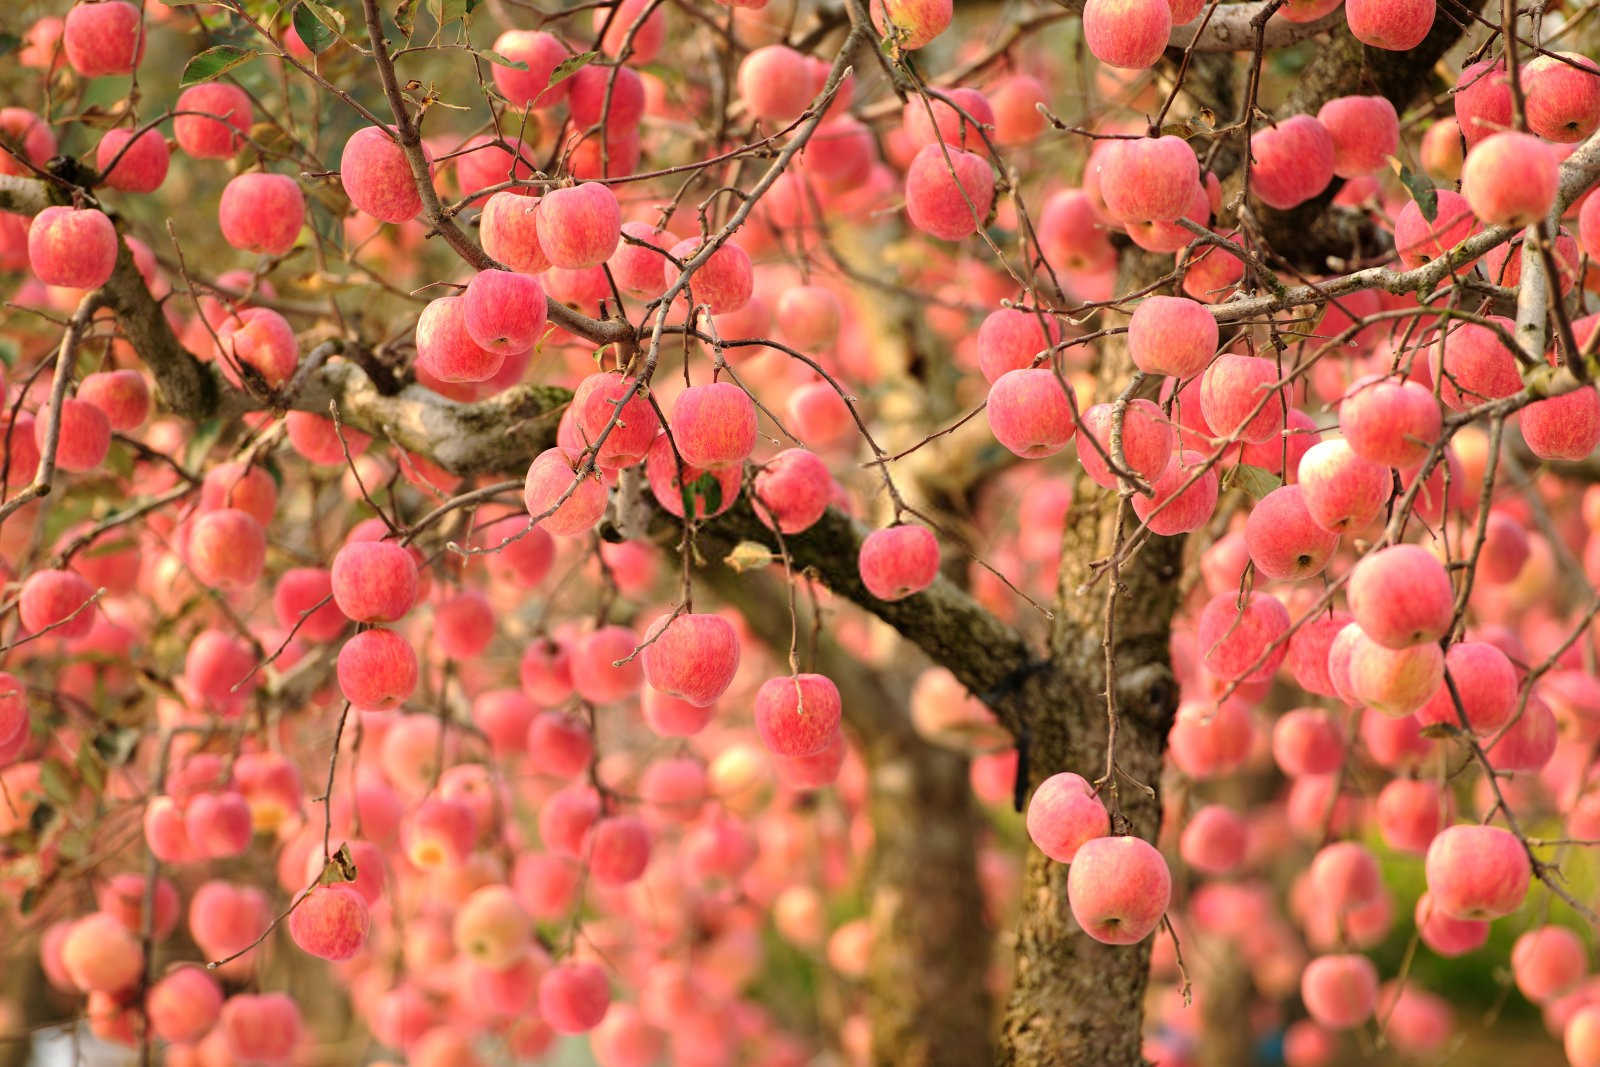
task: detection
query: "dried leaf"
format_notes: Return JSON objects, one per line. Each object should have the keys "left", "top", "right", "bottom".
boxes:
{"left": 320, "top": 842, "right": 357, "bottom": 884}
{"left": 725, "top": 540, "right": 774, "bottom": 573}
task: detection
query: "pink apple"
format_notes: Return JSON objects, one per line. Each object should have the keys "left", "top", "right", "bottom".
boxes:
{"left": 1065, "top": 835, "right": 1171, "bottom": 944}
{"left": 1025, "top": 771, "right": 1109, "bottom": 863}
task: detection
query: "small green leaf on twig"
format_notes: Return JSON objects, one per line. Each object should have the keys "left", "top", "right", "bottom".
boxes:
{"left": 1231, "top": 464, "right": 1282, "bottom": 500}
{"left": 429, "top": 0, "right": 470, "bottom": 27}
{"left": 185, "top": 418, "right": 225, "bottom": 470}
{"left": 681, "top": 471, "right": 722, "bottom": 518}
{"left": 180, "top": 45, "right": 259, "bottom": 86}
{"left": 293, "top": 1, "right": 343, "bottom": 53}
{"left": 1391, "top": 159, "right": 1437, "bottom": 222}
{"left": 548, "top": 50, "right": 599, "bottom": 88}
{"left": 478, "top": 49, "right": 528, "bottom": 71}
{"left": 38, "top": 759, "right": 74, "bottom": 808}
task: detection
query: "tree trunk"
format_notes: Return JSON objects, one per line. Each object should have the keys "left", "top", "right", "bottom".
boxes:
{"left": 1199, "top": 953, "right": 1256, "bottom": 1067}
{"left": 694, "top": 558, "right": 993, "bottom": 1066}
{"left": 862, "top": 733, "right": 992, "bottom": 1067}
{"left": 1000, "top": 249, "right": 1187, "bottom": 1067}
{"left": 997, "top": 515, "right": 1183, "bottom": 1066}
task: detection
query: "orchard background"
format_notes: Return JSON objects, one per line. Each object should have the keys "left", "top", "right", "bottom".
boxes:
{"left": 6, "top": 0, "right": 1600, "bottom": 1065}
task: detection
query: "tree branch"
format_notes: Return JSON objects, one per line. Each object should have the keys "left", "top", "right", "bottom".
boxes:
{"left": 103, "top": 239, "right": 220, "bottom": 418}
{"left": 0, "top": 174, "right": 57, "bottom": 215}
{"left": 667, "top": 499, "right": 1047, "bottom": 740}
{"left": 1050, "top": 0, "right": 1344, "bottom": 51}
{"left": 1173, "top": 1, "right": 1344, "bottom": 51}
{"left": 1241, "top": 0, "right": 1488, "bottom": 266}
{"left": 1207, "top": 122, "right": 1600, "bottom": 326}
{"left": 282, "top": 361, "right": 571, "bottom": 474}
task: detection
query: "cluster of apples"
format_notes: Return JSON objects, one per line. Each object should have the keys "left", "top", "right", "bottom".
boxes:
{"left": 0, "top": 0, "right": 1033, "bottom": 1061}
{"left": 10, "top": 0, "right": 1600, "bottom": 1063}
{"left": 1083, "top": 0, "right": 1441, "bottom": 69}
{"left": 836, "top": 7, "right": 1600, "bottom": 1067}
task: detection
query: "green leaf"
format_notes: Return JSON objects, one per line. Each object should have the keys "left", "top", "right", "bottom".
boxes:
{"left": 429, "top": 0, "right": 469, "bottom": 26}
{"left": 478, "top": 49, "right": 528, "bottom": 71}
{"left": 0, "top": 338, "right": 18, "bottom": 369}
{"left": 681, "top": 470, "right": 721, "bottom": 518}
{"left": 83, "top": 535, "right": 137, "bottom": 560}
{"left": 0, "top": 33, "right": 21, "bottom": 57}
{"left": 548, "top": 50, "right": 599, "bottom": 89}
{"left": 18, "top": 886, "right": 38, "bottom": 915}
{"left": 180, "top": 45, "right": 259, "bottom": 87}
{"left": 1232, "top": 464, "right": 1282, "bottom": 500}
{"left": 56, "top": 827, "right": 90, "bottom": 861}
{"left": 306, "top": 192, "right": 350, "bottom": 249}
{"left": 1268, "top": 44, "right": 1311, "bottom": 77}
{"left": 638, "top": 62, "right": 684, "bottom": 88}
{"left": 291, "top": 1, "right": 341, "bottom": 53}
{"left": 75, "top": 745, "right": 106, "bottom": 796}
{"left": 103, "top": 441, "right": 134, "bottom": 480}
{"left": 1394, "top": 162, "right": 1437, "bottom": 223}
{"left": 38, "top": 759, "right": 74, "bottom": 809}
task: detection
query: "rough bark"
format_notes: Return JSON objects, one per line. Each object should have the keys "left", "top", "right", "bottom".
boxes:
{"left": 1252, "top": 0, "right": 1489, "bottom": 263}
{"left": 293, "top": 362, "right": 572, "bottom": 475}
{"left": 1282, "top": 0, "right": 1482, "bottom": 117}
{"left": 988, "top": 10, "right": 1490, "bottom": 1055}
{"left": 1188, "top": 0, "right": 1486, "bottom": 270}
{"left": 858, "top": 735, "right": 992, "bottom": 1067}
{"left": 0, "top": 175, "right": 55, "bottom": 215}
{"left": 695, "top": 557, "right": 993, "bottom": 1067}
{"left": 1048, "top": 0, "right": 1344, "bottom": 51}
{"left": 0, "top": 955, "right": 45, "bottom": 1067}
{"left": 1197, "top": 953, "right": 1255, "bottom": 1067}
{"left": 103, "top": 238, "right": 219, "bottom": 419}
{"left": 993, "top": 543, "right": 1180, "bottom": 1067}
{"left": 654, "top": 406, "right": 1177, "bottom": 1067}
{"left": 994, "top": 249, "right": 1185, "bottom": 1067}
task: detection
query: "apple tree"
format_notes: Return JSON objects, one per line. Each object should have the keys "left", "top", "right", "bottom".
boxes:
{"left": 3, "top": 0, "right": 1600, "bottom": 1065}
